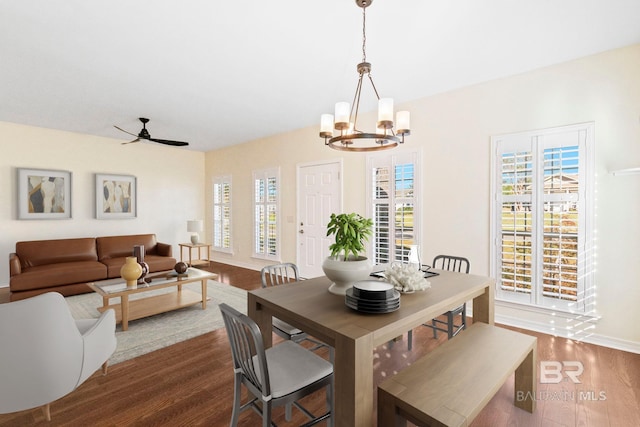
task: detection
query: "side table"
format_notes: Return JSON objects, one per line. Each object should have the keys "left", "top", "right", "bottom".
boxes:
{"left": 179, "top": 243, "right": 212, "bottom": 267}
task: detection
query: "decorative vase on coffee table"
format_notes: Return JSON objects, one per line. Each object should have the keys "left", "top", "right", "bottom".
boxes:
{"left": 322, "top": 255, "right": 373, "bottom": 295}
{"left": 133, "top": 245, "right": 149, "bottom": 284}
{"left": 121, "top": 256, "right": 143, "bottom": 287}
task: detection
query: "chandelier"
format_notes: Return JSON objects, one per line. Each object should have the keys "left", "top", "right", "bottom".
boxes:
{"left": 320, "top": 0, "right": 410, "bottom": 152}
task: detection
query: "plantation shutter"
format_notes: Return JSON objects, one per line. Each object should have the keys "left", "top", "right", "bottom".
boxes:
{"left": 212, "top": 176, "right": 232, "bottom": 252}
{"left": 368, "top": 152, "right": 419, "bottom": 265}
{"left": 253, "top": 168, "right": 279, "bottom": 260}
{"left": 492, "top": 124, "right": 592, "bottom": 313}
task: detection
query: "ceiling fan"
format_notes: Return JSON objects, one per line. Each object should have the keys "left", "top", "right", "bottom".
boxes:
{"left": 114, "top": 118, "right": 189, "bottom": 147}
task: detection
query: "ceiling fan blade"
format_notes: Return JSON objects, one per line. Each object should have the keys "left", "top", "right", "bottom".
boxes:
{"left": 121, "top": 138, "right": 140, "bottom": 145}
{"left": 148, "top": 138, "right": 189, "bottom": 147}
{"left": 114, "top": 125, "right": 139, "bottom": 138}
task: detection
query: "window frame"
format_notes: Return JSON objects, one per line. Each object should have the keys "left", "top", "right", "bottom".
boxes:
{"left": 366, "top": 150, "right": 421, "bottom": 265}
{"left": 212, "top": 175, "right": 232, "bottom": 254}
{"left": 490, "top": 123, "right": 595, "bottom": 315}
{"left": 252, "top": 167, "right": 281, "bottom": 261}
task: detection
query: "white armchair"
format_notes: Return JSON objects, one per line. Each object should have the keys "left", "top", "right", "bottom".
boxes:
{"left": 0, "top": 292, "right": 116, "bottom": 421}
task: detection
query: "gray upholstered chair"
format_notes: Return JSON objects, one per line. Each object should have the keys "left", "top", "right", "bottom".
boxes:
{"left": 260, "top": 263, "right": 329, "bottom": 353}
{"left": 219, "top": 303, "right": 333, "bottom": 427}
{"left": 407, "top": 255, "right": 470, "bottom": 350}
{"left": 0, "top": 292, "right": 116, "bottom": 421}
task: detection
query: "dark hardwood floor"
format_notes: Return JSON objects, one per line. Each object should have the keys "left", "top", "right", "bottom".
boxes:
{"left": 1, "top": 262, "right": 639, "bottom": 426}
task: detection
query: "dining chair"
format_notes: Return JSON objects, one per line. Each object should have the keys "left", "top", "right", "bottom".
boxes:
{"left": 406, "top": 255, "right": 470, "bottom": 350}
{"left": 219, "top": 303, "right": 334, "bottom": 427}
{"left": 260, "top": 263, "right": 330, "bottom": 354}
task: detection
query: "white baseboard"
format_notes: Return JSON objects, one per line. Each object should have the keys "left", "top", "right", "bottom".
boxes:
{"left": 495, "top": 313, "right": 640, "bottom": 355}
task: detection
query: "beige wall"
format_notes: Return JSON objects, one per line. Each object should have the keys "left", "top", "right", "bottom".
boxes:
{"left": 0, "top": 122, "right": 205, "bottom": 284}
{"left": 205, "top": 44, "right": 640, "bottom": 350}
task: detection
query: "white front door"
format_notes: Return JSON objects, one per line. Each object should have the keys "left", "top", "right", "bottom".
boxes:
{"left": 296, "top": 161, "right": 342, "bottom": 278}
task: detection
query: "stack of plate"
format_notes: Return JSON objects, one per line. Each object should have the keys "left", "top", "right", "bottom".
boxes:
{"left": 345, "top": 280, "right": 400, "bottom": 313}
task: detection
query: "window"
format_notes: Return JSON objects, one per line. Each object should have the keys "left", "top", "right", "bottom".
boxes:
{"left": 367, "top": 152, "right": 420, "bottom": 264}
{"left": 212, "top": 175, "right": 232, "bottom": 253}
{"left": 253, "top": 168, "right": 280, "bottom": 260}
{"left": 490, "top": 123, "right": 594, "bottom": 314}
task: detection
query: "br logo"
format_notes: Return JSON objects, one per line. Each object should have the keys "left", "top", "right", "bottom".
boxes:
{"left": 540, "top": 361, "right": 584, "bottom": 384}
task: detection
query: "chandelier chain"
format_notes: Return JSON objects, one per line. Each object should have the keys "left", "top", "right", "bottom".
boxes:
{"left": 361, "top": 6, "right": 367, "bottom": 63}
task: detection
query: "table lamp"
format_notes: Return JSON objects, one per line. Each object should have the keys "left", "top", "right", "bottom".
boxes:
{"left": 187, "top": 220, "right": 203, "bottom": 244}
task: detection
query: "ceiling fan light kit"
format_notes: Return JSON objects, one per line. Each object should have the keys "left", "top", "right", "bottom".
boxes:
{"left": 319, "top": 0, "right": 410, "bottom": 152}
{"left": 114, "top": 117, "right": 189, "bottom": 147}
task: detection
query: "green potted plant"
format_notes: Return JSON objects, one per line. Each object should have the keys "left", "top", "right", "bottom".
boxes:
{"left": 322, "top": 213, "right": 374, "bottom": 295}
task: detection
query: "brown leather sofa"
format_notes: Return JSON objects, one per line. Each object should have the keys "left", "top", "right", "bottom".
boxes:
{"left": 9, "top": 234, "right": 176, "bottom": 301}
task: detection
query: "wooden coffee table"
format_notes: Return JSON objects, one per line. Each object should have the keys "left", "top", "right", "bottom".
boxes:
{"left": 88, "top": 268, "right": 218, "bottom": 331}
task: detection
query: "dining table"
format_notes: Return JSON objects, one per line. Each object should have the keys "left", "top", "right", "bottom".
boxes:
{"left": 247, "top": 269, "right": 495, "bottom": 427}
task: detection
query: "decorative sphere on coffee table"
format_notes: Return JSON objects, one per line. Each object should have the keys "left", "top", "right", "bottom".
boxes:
{"left": 174, "top": 262, "right": 188, "bottom": 274}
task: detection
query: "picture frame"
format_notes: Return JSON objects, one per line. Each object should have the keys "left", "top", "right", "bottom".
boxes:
{"left": 17, "top": 168, "right": 72, "bottom": 219}
{"left": 96, "top": 173, "right": 137, "bottom": 219}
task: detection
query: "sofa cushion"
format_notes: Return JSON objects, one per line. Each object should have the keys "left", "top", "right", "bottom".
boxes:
{"left": 16, "top": 238, "right": 98, "bottom": 268}
{"left": 9, "top": 283, "right": 93, "bottom": 301}
{"left": 10, "top": 261, "right": 108, "bottom": 292}
{"left": 96, "top": 234, "right": 159, "bottom": 260}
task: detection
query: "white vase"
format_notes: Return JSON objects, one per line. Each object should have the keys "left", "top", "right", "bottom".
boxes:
{"left": 322, "top": 255, "right": 373, "bottom": 295}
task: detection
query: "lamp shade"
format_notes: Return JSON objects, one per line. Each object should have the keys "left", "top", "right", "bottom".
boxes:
{"left": 377, "top": 98, "right": 394, "bottom": 123}
{"left": 187, "top": 220, "right": 203, "bottom": 233}
{"left": 334, "top": 102, "right": 350, "bottom": 128}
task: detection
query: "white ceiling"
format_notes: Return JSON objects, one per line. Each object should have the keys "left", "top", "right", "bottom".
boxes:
{"left": 1, "top": 0, "right": 639, "bottom": 152}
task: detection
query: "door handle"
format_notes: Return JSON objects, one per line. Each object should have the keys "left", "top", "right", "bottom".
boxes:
{"left": 299, "top": 230, "right": 304, "bottom": 234}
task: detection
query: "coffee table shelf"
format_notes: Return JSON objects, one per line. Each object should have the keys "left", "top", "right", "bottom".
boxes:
{"left": 97, "top": 289, "right": 203, "bottom": 324}
{"left": 88, "top": 268, "right": 218, "bottom": 331}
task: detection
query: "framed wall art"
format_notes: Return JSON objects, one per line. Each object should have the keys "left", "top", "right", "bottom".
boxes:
{"left": 96, "top": 173, "right": 137, "bottom": 219}
{"left": 17, "top": 168, "right": 72, "bottom": 219}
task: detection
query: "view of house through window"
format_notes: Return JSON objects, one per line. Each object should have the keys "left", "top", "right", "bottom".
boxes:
{"left": 367, "top": 152, "right": 419, "bottom": 265}
{"left": 253, "top": 168, "right": 279, "bottom": 260}
{"left": 212, "top": 176, "right": 232, "bottom": 253}
{"left": 491, "top": 123, "right": 594, "bottom": 314}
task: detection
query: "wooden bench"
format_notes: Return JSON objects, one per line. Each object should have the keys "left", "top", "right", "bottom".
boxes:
{"left": 378, "top": 322, "right": 537, "bottom": 426}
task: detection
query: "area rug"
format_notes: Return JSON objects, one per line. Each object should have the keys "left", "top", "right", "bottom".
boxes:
{"left": 65, "top": 280, "right": 247, "bottom": 365}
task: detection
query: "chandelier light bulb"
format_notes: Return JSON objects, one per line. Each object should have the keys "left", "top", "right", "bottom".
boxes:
{"left": 377, "top": 98, "right": 394, "bottom": 128}
{"left": 396, "top": 111, "right": 411, "bottom": 135}
{"left": 334, "top": 102, "right": 351, "bottom": 130}
{"left": 320, "top": 114, "right": 334, "bottom": 138}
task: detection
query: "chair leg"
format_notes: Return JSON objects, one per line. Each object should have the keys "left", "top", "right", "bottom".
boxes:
{"left": 432, "top": 319, "right": 438, "bottom": 339}
{"left": 42, "top": 403, "right": 51, "bottom": 422}
{"left": 285, "top": 402, "right": 293, "bottom": 421}
{"left": 462, "top": 303, "right": 467, "bottom": 330}
{"left": 327, "top": 378, "right": 334, "bottom": 427}
{"left": 102, "top": 360, "right": 109, "bottom": 375}
{"left": 230, "top": 374, "right": 242, "bottom": 426}
{"left": 447, "top": 312, "right": 455, "bottom": 339}
{"left": 262, "top": 401, "right": 272, "bottom": 427}
{"left": 408, "top": 329, "right": 413, "bottom": 351}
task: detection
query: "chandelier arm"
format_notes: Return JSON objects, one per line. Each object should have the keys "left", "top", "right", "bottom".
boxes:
{"left": 367, "top": 73, "right": 381, "bottom": 100}
{"left": 350, "top": 73, "right": 365, "bottom": 132}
